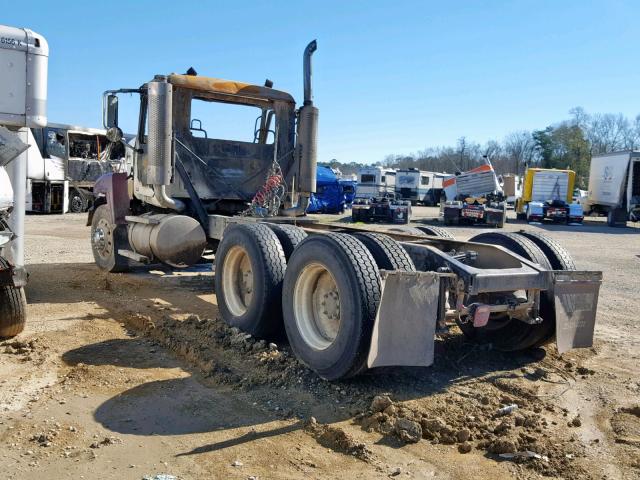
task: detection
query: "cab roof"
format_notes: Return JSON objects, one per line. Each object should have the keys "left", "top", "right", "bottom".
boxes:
{"left": 168, "top": 74, "right": 295, "bottom": 104}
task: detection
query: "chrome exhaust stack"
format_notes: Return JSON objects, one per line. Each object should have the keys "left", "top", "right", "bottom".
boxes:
{"left": 147, "top": 77, "right": 183, "bottom": 211}
{"left": 289, "top": 40, "right": 318, "bottom": 216}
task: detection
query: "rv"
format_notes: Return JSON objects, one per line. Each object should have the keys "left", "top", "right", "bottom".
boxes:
{"left": 355, "top": 166, "right": 396, "bottom": 199}
{"left": 395, "top": 168, "right": 445, "bottom": 205}
{"left": 28, "top": 124, "right": 130, "bottom": 213}
{"left": 586, "top": 151, "right": 640, "bottom": 226}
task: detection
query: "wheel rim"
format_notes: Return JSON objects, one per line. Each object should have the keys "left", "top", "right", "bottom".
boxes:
{"left": 71, "top": 195, "right": 83, "bottom": 212}
{"left": 222, "top": 246, "right": 254, "bottom": 317}
{"left": 93, "top": 218, "right": 113, "bottom": 260}
{"left": 293, "top": 262, "right": 341, "bottom": 350}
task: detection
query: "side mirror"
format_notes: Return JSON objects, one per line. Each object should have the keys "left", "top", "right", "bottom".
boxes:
{"left": 105, "top": 94, "right": 119, "bottom": 128}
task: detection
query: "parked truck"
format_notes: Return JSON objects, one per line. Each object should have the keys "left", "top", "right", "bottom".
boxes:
{"left": 395, "top": 168, "right": 445, "bottom": 206}
{"left": 88, "top": 41, "right": 602, "bottom": 380}
{"left": 586, "top": 151, "right": 640, "bottom": 227}
{"left": 441, "top": 163, "right": 507, "bottom": 227}
{"left": 515, "top": 168, "right": 584, "bottom": 224}
{"left": 27, "top": 123, "right": 130, "bottom": 213}
{"left": 0, "top": 25, "right": 49, "bottom": 337}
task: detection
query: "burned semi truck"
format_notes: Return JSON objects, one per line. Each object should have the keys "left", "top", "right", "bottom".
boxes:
{"left": 89, "top": 41, "right": 603, "bottom": 380}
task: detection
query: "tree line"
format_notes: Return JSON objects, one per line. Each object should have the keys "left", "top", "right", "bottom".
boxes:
{"left": 323, "top": 107, "right": 640, "bottom": 188}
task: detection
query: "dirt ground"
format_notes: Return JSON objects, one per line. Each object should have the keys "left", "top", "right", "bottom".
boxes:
{"left": 1, "top": 209, "right": 639, "bottom": 480}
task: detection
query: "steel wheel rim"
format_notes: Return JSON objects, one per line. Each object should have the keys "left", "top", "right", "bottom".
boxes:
{"left": 293, "top": 262, "right": 341, "bottom": 350}
{"left": 222, "top": 245, "right": 253, "bottom": 317}
{"left": 93, "top": 218, "right": 113, "bottom": 260}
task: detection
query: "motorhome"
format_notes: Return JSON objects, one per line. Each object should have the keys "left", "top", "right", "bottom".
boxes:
{"left": 355, "top": 166, "right": 396, "bottom": 198}
{"left": 586, "top": 151, "right": 640, "bottom": 226}
{"left": 395, "top": 168, "right": 445, "bottom": 205}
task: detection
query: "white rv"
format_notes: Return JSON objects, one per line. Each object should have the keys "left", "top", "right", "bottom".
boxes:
{"left": 395, "top": 168, "right": 446, "bottom": 205}
{"left": 355, "top": 166, "right": 396, "bottom": 199}
{"left": 586, "top": 151, "right": 640, "bottom": 226}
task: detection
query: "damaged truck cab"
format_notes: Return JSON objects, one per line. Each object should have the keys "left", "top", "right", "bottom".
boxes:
{"left": 90, "top": 41, "right": 603, "bottom": 380}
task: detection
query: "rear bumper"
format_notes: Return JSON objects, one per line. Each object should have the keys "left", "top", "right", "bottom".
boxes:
{"left": 367, "top": 266, "right": 602, "bottom": 368}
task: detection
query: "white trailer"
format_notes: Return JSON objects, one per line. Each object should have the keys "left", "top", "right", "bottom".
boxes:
{"left": 355, "top": 166, "right": 396, "bottom": 199}
{"left": 0, "top": 24, "right": 48, "bottom": 337}
{"left": 586, "top": 151, "right": 640, "bottom": 226}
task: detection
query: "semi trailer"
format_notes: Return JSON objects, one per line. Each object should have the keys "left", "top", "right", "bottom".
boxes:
{"left": 0, "top": 24, "right": 49, "bottom": 337}
{"left": 586, "top": 151, "right": 640, "bottom": 227}
{"left": 88, "top": 41, "right": 603, "bottom": 380}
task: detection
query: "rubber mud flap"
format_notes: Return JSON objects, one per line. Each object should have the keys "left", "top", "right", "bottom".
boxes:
{"left": 553, "top": 271, "right": 602, "bottom": 354}
{"left": 367, "top": 271, "right": 446, "bottom": 369}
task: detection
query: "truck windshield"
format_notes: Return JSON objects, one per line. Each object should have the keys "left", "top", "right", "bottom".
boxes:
{"left": 190, "top": 98, "right": 274, "bottom": 144}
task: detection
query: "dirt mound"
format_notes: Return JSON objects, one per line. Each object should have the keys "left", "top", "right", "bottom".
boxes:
{"left": 357, "top": 387, "right": 589, "bottom": 478}
{"left": 305, "top": 418, "right": 372, "bottom": 461}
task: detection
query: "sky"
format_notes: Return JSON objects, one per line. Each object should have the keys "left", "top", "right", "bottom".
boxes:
{"left": 5, "top": 0, "right": 639, "bottom": 164}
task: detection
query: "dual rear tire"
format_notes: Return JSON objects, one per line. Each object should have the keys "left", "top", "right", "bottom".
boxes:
{"left": 215, "top": 225, "right": 414, "bottom": 379}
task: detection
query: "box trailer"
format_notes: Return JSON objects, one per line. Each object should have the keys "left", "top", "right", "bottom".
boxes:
{"left": 0, "top": 24, "right": 49, "bottom": 338}
{"left": 515, "top": 168, "right": 583, "bottom": 224}
{"left": 586, "top": 151, "right": 640, "bottom": 227}
{"left": 500, "top": 174, "right": 522, "bottom": 208}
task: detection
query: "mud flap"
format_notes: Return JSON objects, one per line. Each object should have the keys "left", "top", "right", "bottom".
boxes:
{"left": 553, "top": 271, "right": 602, "bottom": 354}
{"left": 367, "top": 271, "right": 444, "bottom": 368}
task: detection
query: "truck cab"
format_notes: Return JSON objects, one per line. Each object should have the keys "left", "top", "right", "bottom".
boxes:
{"left": 90, "top": 41, "right": 318, "bottom": 270}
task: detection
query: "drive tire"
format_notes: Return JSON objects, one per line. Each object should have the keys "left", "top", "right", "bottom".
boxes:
{"left": 0, "top": 258, "right": 26, "bottom": 338}
{"left": 282, "top": 233, "right": 381, "bottom": 380}
{"left": 463, "top": 232, "right": 554, "bottom": 351}
{"left": 351, "top": 232, "right": 415, "bottom": 271}
{"left": 415, "top": 225, "right": 455, "bottom": 239}
{"left": 215, "top": 223, "right": 286, "bottom": 338}
{"left": 90, "top": 205, "right": 130, "bottom": 273}
{"left": 265, "top": 224, "right": 307, "bottom": 261}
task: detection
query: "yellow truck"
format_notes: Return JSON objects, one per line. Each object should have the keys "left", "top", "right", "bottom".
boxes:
{"left": 515, "top": 168, "right": 584, "bottom": 224}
